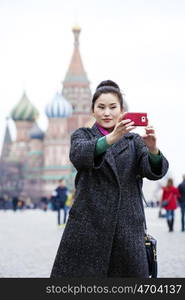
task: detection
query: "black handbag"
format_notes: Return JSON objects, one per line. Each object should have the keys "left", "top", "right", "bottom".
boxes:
{"left": 144, "top": 233, "right": 157, "bottom": 278}
{"left": 130, "top": 140, "right": 158, "bottom": 278}
{"left": 136, "top": 174, "right": 158, "bottom": 278}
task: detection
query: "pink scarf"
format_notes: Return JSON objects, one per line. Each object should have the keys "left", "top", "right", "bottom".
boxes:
{"left": 96, "top": 122, "right": 111, "bottom": 136}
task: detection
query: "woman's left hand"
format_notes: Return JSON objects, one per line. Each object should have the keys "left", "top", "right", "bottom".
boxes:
{"left": 142, "top": 126, "right": 159, "bottom": 154}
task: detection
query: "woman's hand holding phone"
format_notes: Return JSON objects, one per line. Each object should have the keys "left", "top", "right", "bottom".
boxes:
{"left": 106, "top": 114, "right": 136, "bottom": 145}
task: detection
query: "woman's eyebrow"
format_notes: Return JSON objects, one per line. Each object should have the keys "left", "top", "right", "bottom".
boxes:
{"left": 97, "top": 102, "right": 117, "bottom": 105}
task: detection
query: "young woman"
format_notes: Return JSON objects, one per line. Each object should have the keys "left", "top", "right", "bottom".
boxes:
{"left": 161, "top": 178, "right": 181, "bottom": 232}
{"left": 50, "top": 80, "right": 169, "bottom": 278}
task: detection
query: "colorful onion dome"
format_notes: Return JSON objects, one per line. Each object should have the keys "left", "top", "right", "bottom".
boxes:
{"left": 45, "top": 92, "right": 73, "bottom": 118}
{"left": 29, "top": 123, "right": 44, "bottom": 140}
{"left": 11, "top": 91, "right": 39, "bottom": 121}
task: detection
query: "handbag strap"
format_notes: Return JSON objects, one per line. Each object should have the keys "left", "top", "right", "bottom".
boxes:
{"left": 129, "top": 138, "right": 148, "bottom": 232}
{"left": 136, "top": 174, "right": 148, "bottom": 232}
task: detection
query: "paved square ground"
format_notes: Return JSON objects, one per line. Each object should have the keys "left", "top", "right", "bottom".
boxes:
{"left": 0, "top": 207, "right": 184, "bottom": 277}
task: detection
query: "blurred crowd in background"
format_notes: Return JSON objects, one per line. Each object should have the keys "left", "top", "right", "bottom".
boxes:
{"left": 0, "top": 174, "right": 185, "bottom": 232}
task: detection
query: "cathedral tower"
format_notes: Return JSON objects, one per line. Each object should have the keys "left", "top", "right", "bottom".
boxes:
{"left": 62, "top": 25, "right": 92, "bottom": 132}
{"left": 43, "top": 92, "right": 73, "bottom": 194}
{"left": 9, "top": 91, "right": 39, "bottom": 162}
{"left": 24, "top": 123, "right": 44, "bottom": 201}
{"left": 1, "top": 118, "right": 12, "bottom": 161}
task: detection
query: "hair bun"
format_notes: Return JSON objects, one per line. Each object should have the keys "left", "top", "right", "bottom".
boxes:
{"left": 96, "top": 80, "right": 120, "bottom": 91}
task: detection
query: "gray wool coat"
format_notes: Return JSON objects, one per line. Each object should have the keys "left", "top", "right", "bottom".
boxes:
{"left": 50, "top": 123, "right": 169, "bottom": 278}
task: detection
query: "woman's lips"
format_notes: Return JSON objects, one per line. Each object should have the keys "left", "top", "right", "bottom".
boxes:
{"left": 103, "top": 119, "right": 112, "bottom": 122}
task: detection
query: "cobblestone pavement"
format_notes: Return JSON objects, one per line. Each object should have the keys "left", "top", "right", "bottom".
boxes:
{"left": 0, "top": 207, "right": 184, "bottom": 278}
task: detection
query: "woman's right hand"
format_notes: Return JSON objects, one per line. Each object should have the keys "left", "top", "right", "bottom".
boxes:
{"left": 106, "top": 114, "right": 136, "bottom": 145}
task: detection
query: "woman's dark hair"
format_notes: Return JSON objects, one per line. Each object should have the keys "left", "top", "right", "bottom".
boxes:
{"left": 91, "top": 80, "right": 125, "bottom": 111}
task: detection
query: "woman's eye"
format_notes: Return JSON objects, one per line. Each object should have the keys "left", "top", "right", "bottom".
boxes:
{"left": 110, "top": 106, "right": 116, "bottom": 109}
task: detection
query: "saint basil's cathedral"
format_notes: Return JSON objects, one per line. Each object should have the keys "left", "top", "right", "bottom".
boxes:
{"left": 1, "top": 25, "right": 94, "bottom": 202}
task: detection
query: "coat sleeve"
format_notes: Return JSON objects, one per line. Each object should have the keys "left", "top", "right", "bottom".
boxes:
{"left": 161, "top": 188, "right": 166, "bottom": 201}
{"left": 177, "top": 185, "right": 182, "bottom": 201}
{"left": 69, "top": 128, "right": 106, "bottom": 170}
{"left": 134, "top": 134, "right": 169, "bottom": 180}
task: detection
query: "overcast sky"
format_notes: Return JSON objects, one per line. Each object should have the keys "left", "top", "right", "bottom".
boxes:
{"left": 0, "top": 0, "right": 185, "bottom": 184}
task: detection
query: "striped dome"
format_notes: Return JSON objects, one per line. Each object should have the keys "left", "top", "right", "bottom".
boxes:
{"left": 11, "top": 91, "right": 39, "bottom": 121}
{"left": 45, "top": 92, "right": 72, "bottom": 118}
{"left": 29, "top": 123, "right": 44, "bottom": 140}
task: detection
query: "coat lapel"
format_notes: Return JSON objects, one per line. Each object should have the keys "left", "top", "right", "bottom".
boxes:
{"left": 90, "top": 124, "right": 131, "bottom": 184}
{"left": 111, "top": 137, "right": 129, "bottom": 156}
{"left": 91, "top": 123, "right": 132, "bottom": 155}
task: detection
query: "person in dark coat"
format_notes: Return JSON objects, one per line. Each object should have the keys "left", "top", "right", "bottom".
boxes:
{"left": 53, "top": 179, "right": 68, "bottom": 226}
{"left": 177, "top": 174, "right": 185, "bottom": 231}
{"left": 12, "top": 196, "right": 19, "bottom": 211}
{"left": 50, "top": 80, "right": 169, "bottom": 278}
{"left": 41, "top": 196, "right": 49, "bottom": 211}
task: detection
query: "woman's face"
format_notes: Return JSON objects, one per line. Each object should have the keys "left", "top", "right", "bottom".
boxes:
{"left": 93, "top": 93, "right": 123, "bottom": 130}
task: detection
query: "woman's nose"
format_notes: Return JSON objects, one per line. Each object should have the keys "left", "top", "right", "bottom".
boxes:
{"left": 104, "top": 109, "right": 110, "bottom": 116}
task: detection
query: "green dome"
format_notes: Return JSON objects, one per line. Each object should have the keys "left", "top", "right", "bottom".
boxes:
{"left": 11, "top": 91, "right": 39, "bottom": 121}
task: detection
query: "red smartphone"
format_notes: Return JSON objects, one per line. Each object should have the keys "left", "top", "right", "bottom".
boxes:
{"left": 123, "top": 112, "right": 148, "bottom": 126}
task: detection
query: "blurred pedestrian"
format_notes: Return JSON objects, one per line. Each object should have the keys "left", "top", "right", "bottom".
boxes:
{"left": 25, "top": 196, "right": 33, "bottom": 209}
{"left": 17, "top": 197, "right": 25, "bottom": 210}
{"left": 63, "top": 189, "right": 75, "bottom": 223}
{"left": 47, "top": 195, "right": 53, "bottom": 210}
{"left": 12, "top": 196, "right": 19, "bottom": 211}
{"left": 40, "top": 196, "right": 48, "bottom": 211}
{"left": 2, "top": 195, "right": 8, "bottom": 210}
{"left": 0, "top": 196, "right": 4, "bottom": 209}
{"left": 177, "top": 174, "right": 185, "bottom": 232}
{"left": 53, "top": 179, "right": 68, "bottom": 226}
{"left": 50, "top": 79, "right": 169, "bottom": 278}
{"left": 161, "top": 178, "right": 181, "bottom": 232}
